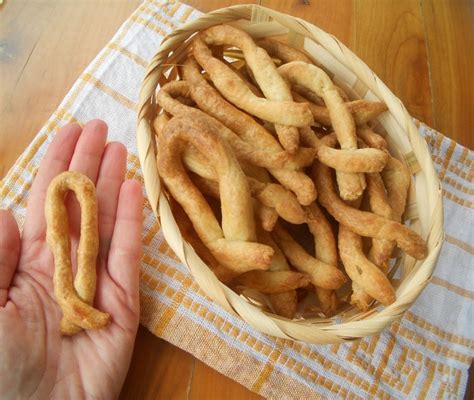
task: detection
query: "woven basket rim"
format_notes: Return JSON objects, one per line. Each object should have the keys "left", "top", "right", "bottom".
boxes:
{"left": 136, "top": 4, "right": 444, "bottom": 344}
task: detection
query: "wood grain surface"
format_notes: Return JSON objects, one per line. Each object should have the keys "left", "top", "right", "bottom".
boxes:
{"left": 1, "top": 1, "right": 472, "bottom": 399}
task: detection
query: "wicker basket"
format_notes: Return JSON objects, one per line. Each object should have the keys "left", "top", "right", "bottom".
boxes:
{"left": 136, "top": 4, "right": 444, "bottom": 344}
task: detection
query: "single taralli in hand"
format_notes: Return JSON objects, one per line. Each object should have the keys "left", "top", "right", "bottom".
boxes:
{"left": 151, "top": 23, "right": 429, "bottom": 321}
{"left": 45, "top": 171, "right": 110, "bottom": 335}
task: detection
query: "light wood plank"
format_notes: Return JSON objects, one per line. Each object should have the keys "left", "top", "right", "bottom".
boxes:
{"left": 354, "top": 0, "right": 433, "bottom": 126}
{"left": 189, "top": 360, "right": 263, "bottom": 400}
{"left": 421, "top": 0, "right": 474, "bottom": 149}
{"left": 120, "top": 326, "right": 194, "bottom": 400}
{"left": 260, "top": 0, "right": 354, "bottom": 47}
{"left": 0, "top": 0, "right": 141, "bottom": 177}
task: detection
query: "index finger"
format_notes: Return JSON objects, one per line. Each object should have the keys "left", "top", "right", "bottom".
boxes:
{"left": 23, "top": 123, "right": 82, "bottom": 243}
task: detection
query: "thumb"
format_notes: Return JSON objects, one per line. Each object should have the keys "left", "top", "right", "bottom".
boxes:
{"left": 0, "top": 210, "right": 21, "bottom": 307}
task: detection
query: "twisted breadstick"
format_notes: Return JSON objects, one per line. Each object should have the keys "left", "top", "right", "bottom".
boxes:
{"left": 170, "top": 198, "right": 238, "bottom": 284}
{"left": 293, "top": 92, "right": 388, "bottom": 126}
{"left": 357, "top": 126, "right": 388, "bottom": 150}
{"left": 155, "top": 114, "right": 280, "bottom": 231}
{"left": 157, "top": 80, "right": 315, "bottom": 171}
{"left": 257, "top": 38, "right": 314, "bottom": 64}
{"left": 157, "top": 116, "right": 273, "bottom": 272}
{"left": 278, "top": 61, "right": 366, "bottom": 200}
{"left": 45, "top": 171, "right": 110, "bottom": 335}
{"left": 272, "top": 224, "right": 347, "bottom": 290}
{"left": 300, "top": 129, "right": 388, "bottom": 173}
{"left": 182, "top": 58, "right": 317, "bottom": 205}
{"left": 338, "top": 223, "right": 396, "bottom": 307}
{"left": 258, "top": 228, "right": 299, "bottom": 319}
{"left": 304, "top": 203, "right": 340, "bottom": 315}
{"left": 193, "top": 24, "right": 314, "bottom": 152}
{"left": 231, "top": 271, "right": 310, "bottom": 294}
{"left": 180, "top": 147, "right": 306, "bottom": 226}
{"left": 312, "top": 160, "right": 427, "bottom": 260}
{"left": 368, "top": 156, "right": 411, "bottom": 272}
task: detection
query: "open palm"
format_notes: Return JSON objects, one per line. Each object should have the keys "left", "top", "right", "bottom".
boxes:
{"left": 0, "top": 120, "right": 143, "bottom": 399}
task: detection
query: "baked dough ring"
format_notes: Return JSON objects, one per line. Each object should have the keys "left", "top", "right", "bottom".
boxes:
{"left": 45, "top": 171, "right": 110, "bottom": 335}
{"left": 179, "top": 146, "right": 306, "bottom": 226}
{"left": 357, "top": 126, "right": 388, "bottom": 150}
{"left": 157, "top": 81, "right": 315, "bottom": 171}
{"left": 368, "top": 156, "right": 411, "bottom": 272}
{"left": 182, "top": 58, "right": 317, "bottom": 205}
{"left": 278, "top": 61, "right": 366, "bottom": 200}
{"left": 155, "top": 113, "right": 280, "bottom": 231}
{"left": 231, "top": 270, "right": 310, "bottom": 294}
{"left": 272, "top": 224, "right": 347, "bottom": 290}
{"left": 193, "top": 24, "right": 314, "bottom": 152}
{"left": 338, "top": 224, "right": 396, "bottom": 307}
{"left": 257, "top": 38, "right": 314, "bottom": 64}
{"left": 312, "top": 160, "right": 427, "bottom": 260}
{"left": 301, "top": 129, "right": 388, "bottom": 173}
{"left": 157, "top": 116, "right": 273, "bottom": 272}
{"left": 293, "top": 92, "right": 388, "bottom": 126}
{"left": 304, "top": 203, "right": 339, "bottom": 315}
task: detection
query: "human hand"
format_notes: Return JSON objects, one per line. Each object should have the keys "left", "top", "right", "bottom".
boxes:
{"left": 0, "top": 120, "right": 143, "bottom": 399}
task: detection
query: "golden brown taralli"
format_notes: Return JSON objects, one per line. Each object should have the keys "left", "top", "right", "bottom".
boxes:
{"left": 45, "top": 171, "right": 110, "bottom": 335}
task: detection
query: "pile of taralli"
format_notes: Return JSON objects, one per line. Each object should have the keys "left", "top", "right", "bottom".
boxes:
{"left": 154, "top": 24, "right": 428, "bottom": 320}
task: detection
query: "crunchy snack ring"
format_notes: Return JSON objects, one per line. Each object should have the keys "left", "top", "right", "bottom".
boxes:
{"left": 272, "top": 224, "right": 347, "bottom": 290}
{"left": 278, "top": 61, "right": 366, "bottom": 200}
{"left": 257, "top": 37, "right": 314, "bottom": 64}
{"left": 176, "top": 144, "right": 306, "bottom": 226}
{"left": 258, "top": 229, "right": 299, "bottom": 319}
{"left": 231, "top": 271, "right": 310, "bottom": 294}
{"left": 301, "top": 129, "right": 388, "bottom": 173}
{"left": 293, "top": 92, "right": 388, "bottom": 127}
{"left": 156, "top": 116, "right": 274, "bottom": 272}
{"left": 312, "top": 160, "right": 427, "bottom": 260}
{"left": 155, "top": 113, "right": 280, "bottom": 231}
{"left": 304, "top": 203, "right": 339, "bottom": 315}
{"left": 45, "top": 171, "right": 110, "bottom": 335}
{"left": 193, "top": 24, "right": 314, "bottom": 152}
{"left": 157, "top": 81, "right": 315, "bottom": 171}
{"left": 182, "top": 58, "right": 317, "bottom": 205}
{"left": 338, "top": 223, "right": 396, "bottom": 308}
{"left": 368, "top": 156, "right": 411, "bottom": 272}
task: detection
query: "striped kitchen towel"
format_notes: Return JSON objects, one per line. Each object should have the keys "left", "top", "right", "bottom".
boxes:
{"left": 1, "top": 1, "right": 472, "bottom": 398}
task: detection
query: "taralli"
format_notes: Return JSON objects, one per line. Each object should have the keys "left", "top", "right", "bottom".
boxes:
{"left": 182, "top": 58, "right": 317, "bottom": 205}
{"left": 150, "top": 27, "right": 429, "bottom": 319}
{"left": 293, "top": 92, "right": 388, "bottom": 127}
{"left": 157, "top": 80, "right": 315, "bottom": 171}
{"left": 312, "top": 160, "right": 427, "bottom": 260}
{"left": 231, "top": 270, "right": 311, "bottom": 294}
{"left": 301, "top": 128, "right": 388, "bottom": 173}
{"left": 170, "top": 198, "right": 237, "bottom": 283}
{"left": 304, "top": 203, "right": 339, "bottom": 315}
{"left": 272, "top": 224, "right": 347, "bottom": 290}
{"left": 157, "top": 116, "right": 274, "bottom": 272}
{"left": 257, "top": 38, "right": 314, "bottom": 64}
{"left": 164, "top": 132, "right": 307, "bottom": 226}
{"left": 258, "top": 228, "right": 299, "bottom": 319}
{"left": 45, "top": 171, "right": 110, "bottom": 335}
{"left": 357, "top": 126, "right": 389, "bottom": 150}
{"left": 368, "top": 156, "right": 411, "bottom": 272}
{"left": 278, "top": 61, "right": 366, "bottom": 200}
{"left": 338, "top": 224, "right": 396, "bottom": 308}
{"left": 193, "top": 24, "right": 314, "bottom": 152}
{"left": 188, "top": 171, "right": 279, "bottom": 231}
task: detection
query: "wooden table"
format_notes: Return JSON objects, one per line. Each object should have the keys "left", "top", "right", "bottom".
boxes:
{"left": 1, "top": 1, "right": 472, "bottom": 398}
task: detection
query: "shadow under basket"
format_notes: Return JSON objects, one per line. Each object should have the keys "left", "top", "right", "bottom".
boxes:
{"left": 136, "top": 4, "right": 444, "bottom": 344}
